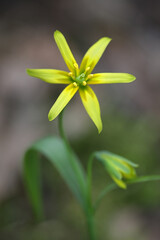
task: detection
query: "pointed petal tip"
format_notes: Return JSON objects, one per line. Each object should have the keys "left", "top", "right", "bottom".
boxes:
{"left": 103, "top": 36, "right": 112, "bottom": 42}
{"left": 54, "top": 30, "right": 61, "bottom": 37}
{"left": 132, "top": 163, "right": 139, "bottom": 168}
{"left": 129, "top": 74, "right": 136, "bottom": 82}
{"left": 48, "top": 108, "right": 55, "bottom": 121}
{"left": 48, "top": 112, "right": 54, "bottom": 121}
{"left": 133, "top": 76, "right": 136, "bottom": 81}
{"left": 119, "top": 181, "right": 127, "bottom": 189}
{"left": 26, "top": 68, "right": 33, "bottom": 76}
{"left": 53, "top": 30, "right": 63, "bottom": 42}
{"left": 98, "top": 125, "right": 103, "bottom": 134}
{"left": 97, "top": 116, "right": 103, "bottom": 134}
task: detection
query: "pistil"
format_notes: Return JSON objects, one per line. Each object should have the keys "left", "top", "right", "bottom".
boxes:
{"left": 70, "top": 66, "right": 92, "bottom": 86}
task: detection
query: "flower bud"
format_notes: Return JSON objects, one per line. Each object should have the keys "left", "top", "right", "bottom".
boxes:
{"left": 95, "top": 151, "right": 138, "bottom": 189}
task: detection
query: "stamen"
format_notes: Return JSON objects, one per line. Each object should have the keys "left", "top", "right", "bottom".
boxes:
{"left": 85, "top": 66, "right": 90, "bottom": 72}
{"left": 82, "top": 81, "right": 87, "bottom": 86}
{"left": 87, "top": 74, "right": 93, "bottom": 79}
{"left": 73, "top": 82, "right": 78, "bottom": 87}
{"left": 68, "top": 72, "right": 73, "bottom": 76}
{"left": 73, "top": 62, "right": 78, "bottom": 69}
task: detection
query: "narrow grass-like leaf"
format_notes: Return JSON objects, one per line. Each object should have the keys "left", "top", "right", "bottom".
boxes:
{"left": 23, "top": 136, "right": 87, "bottom": 220}
{"left": 24, "top": 150, "right": 43, "bottom": 220}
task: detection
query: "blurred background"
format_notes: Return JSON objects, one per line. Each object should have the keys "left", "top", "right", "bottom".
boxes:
{"left": 0, "top": 0, "right": 160, "bottom": 239}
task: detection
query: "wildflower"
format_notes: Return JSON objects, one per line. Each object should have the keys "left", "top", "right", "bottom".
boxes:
{"left": 27, "top": 30, "right": 136, "bottom": 133}
{"left": 95, "top": 151, "right": 138, "bottom": 189}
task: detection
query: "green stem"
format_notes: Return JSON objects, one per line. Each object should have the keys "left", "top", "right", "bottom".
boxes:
{"left": 58, "top": 109, "right": 71, "bottom": 153}
{"left": 86, "top": 211, "right": 96, "bottom": 240}
{"left": 94, "top": 183, "right": 117, "bottom": 211}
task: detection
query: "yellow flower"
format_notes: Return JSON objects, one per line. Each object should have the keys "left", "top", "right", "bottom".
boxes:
{"left": 27, "top": 30, "right": 136, "bottom": 133}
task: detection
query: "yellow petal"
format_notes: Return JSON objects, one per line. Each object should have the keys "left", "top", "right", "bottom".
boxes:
{"left": 54, "top": 30, "right": 78, "bottom": 73}
{"left": 26, "top": 69, "right": 72, "bottom": 84}
{"left": 48, "top": 83, "right": 78, "bottom": 121}
{"left": 88, "top": 73, "right": 136, "bottom": 84}
{"left": 79, "top": 86, "right": 102, "bottom": 133}
{"left": 80, "top": 37, "right": 111, "bottom": 74}
{"left": 112, "top": 176, "right": 127, "bottom": 189}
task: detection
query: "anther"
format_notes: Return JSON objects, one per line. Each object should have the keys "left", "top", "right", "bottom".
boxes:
{"left": 82, "top": 81, "right": 87, "bottom": 86}
{"left": 87, "top": 74, "right": 93, "bottom": 79}
{"left": 73, "top": 82, "right": 78, "bottom": 87}
{"left": 68, "top": 72, "right": 73, "bottom": 76}
{"left": 73, "top": 62, "right": 78, "bottom": 69}
{"left": 85, "top": 66, "right": 90, "bottom": 72}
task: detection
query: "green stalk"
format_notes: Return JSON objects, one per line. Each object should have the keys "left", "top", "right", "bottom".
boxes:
{"left": 94, "top": 183, "right": 117, "bottom": 211}
{"left": 58, "top": 108, "right": 71, "bottom": 152}
{"left": 86, "top": 211, "right": 96, "bottom": 240}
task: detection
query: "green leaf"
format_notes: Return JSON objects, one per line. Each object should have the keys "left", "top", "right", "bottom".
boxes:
{"left": 24, "top": 150, "right": 43, "bottom": 220}
{"left": 23, "top": 136, "right": 87, "bottom": 220}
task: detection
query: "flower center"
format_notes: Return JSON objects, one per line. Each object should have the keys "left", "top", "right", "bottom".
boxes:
{"left": 75, "top": 73, "right": 86, "bottom": 84}
{"left": 68, "top": 66, "right": 93, "bottom": 87}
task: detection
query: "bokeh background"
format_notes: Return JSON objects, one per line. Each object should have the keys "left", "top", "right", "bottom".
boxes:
{"left": 0, "top": 0, "right": 160, "bottom": 239}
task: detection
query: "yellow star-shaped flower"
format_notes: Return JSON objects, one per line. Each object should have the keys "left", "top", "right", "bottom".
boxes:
{"left": 27, "top": 30, "right": 136, "bottom": 133}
